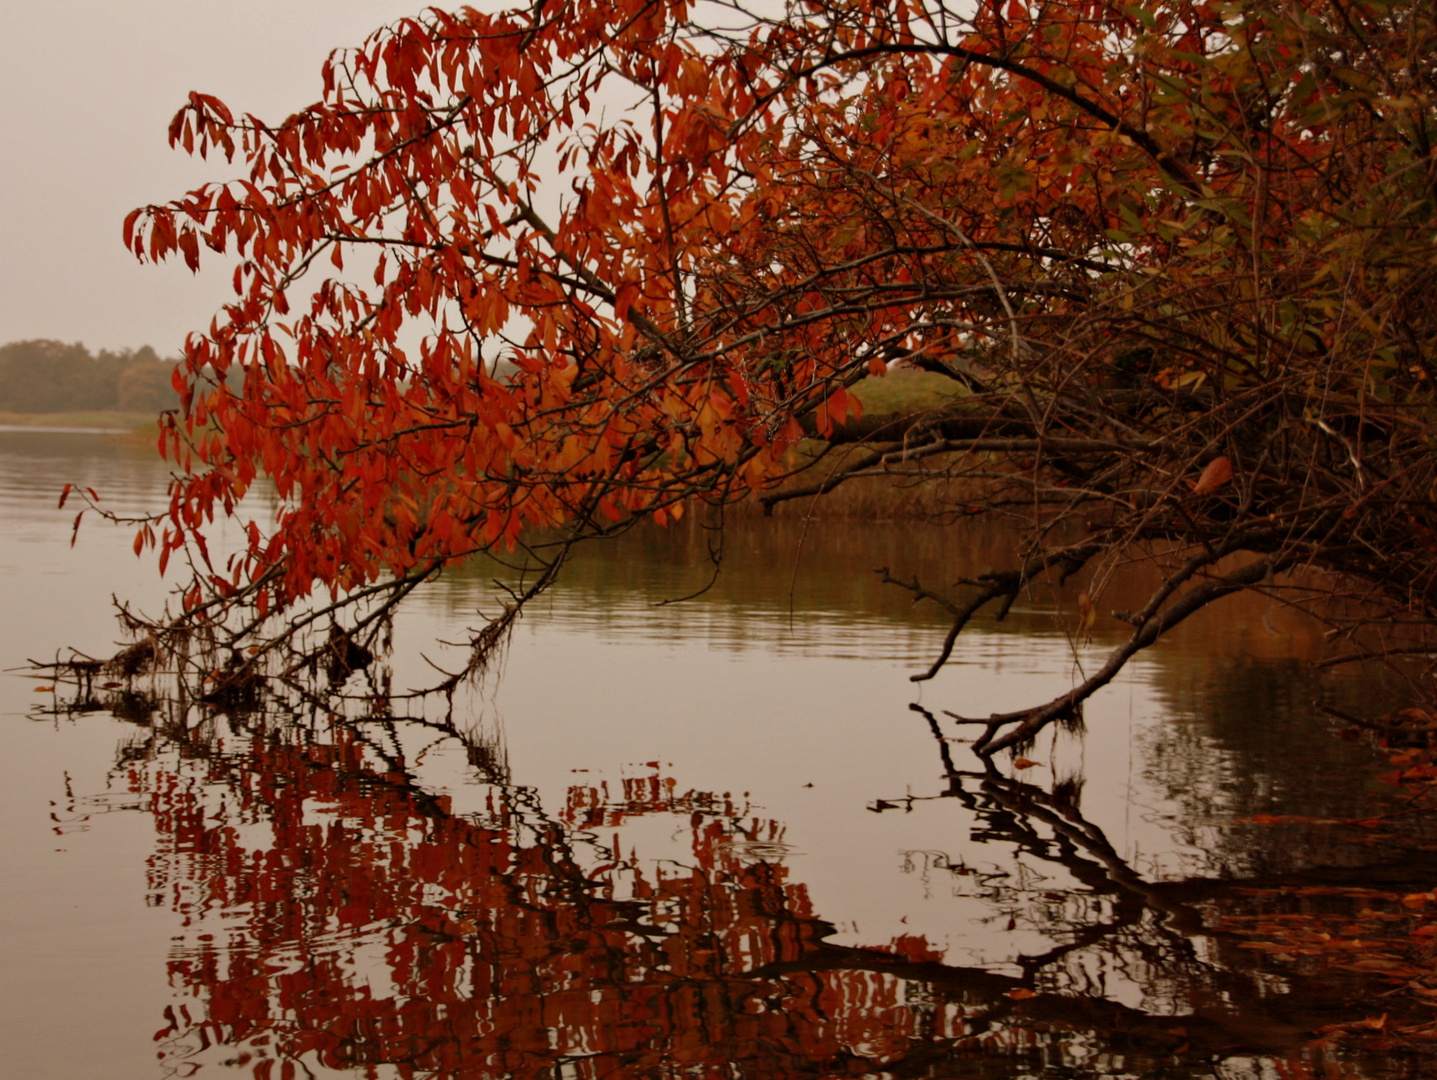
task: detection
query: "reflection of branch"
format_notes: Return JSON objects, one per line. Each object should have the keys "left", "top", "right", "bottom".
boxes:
{"left": 893, "top": 704, "right": 1398, "bottom": 1046}
{"left": 978, "top": 771, "right": 1208, "bottom": 939}
{"left": 907, "top": 708, "right": 1207, "bottom": 935}
{"left": 1315, "top": 645, "right": 1437, "bottom": 669}
{"left": 757, "top": 940, "right": 1301, "bottom": 1059}
{"left": 1316, "top": 701, "right": 1437, "bottom": 736}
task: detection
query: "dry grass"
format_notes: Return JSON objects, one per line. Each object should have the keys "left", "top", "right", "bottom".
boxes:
{"left": 750, "top": 467, "right": 965, "bottom": 520}
{"left": 728, "top": 368, "right": 974, "bottom": 520}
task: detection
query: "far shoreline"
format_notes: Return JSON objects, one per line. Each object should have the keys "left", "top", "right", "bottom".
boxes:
{"left": 0, "top": 410, "right": 157, "bottom": 435}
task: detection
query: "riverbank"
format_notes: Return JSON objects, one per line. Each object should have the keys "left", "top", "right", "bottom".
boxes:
{"left": 0, "top": 410, "right": 156, "bottom": 433}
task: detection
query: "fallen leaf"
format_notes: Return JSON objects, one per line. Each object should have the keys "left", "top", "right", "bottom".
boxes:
{"left": 1005, "top": 988, "right": 1037, "bottom": 1000}
{"left": 34, "top": 685, "right": 54, "bottom": 692}
{"left": 1012, "top": 758, "right": 1042, "bottom": 770}
{"left": 1191, "top": 455, "right": 1233, "bottom": 495}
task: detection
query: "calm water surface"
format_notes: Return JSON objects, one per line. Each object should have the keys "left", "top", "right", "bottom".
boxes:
{"left": 1, "top": 428, "right": 1434, "bottom": 1079}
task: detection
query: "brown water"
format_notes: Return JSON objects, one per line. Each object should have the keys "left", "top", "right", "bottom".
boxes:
{"left": 1, "top": 427, "right": 1434, "bottom": 1079}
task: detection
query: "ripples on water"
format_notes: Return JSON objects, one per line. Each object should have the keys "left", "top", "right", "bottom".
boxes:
{"left": 2, "top": 428, "right": 1435, "bottom": 1079}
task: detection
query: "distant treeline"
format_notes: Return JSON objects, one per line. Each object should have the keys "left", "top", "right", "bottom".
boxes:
{"left": 0, "top": 340, "right": 181, "bottom": 414}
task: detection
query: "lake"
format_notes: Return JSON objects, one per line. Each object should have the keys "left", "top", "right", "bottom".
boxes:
{"left": 2, "top": 426, "right": 1434, "bottom": 1079}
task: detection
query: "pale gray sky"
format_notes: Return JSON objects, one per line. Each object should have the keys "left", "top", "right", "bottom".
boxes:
{"left": 1, "top": 1, "right": 426, "bottom": 355}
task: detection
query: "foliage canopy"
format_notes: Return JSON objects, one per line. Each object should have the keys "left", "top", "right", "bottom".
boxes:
{"left": 115, "top": 0, "right": 1437, "bottom": 753}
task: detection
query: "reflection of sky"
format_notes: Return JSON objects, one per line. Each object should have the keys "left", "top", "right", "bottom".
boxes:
{"left": 0, "top": 429, "right": 1410, "bottom": 1079}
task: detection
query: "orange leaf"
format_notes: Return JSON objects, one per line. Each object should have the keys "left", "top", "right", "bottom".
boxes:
{"left": 1191, "top": 455, "right": 1232, "bottom": 496}
{"left": 1012, "top": 758, "right": 1041, "bottom": 769}
{"left": 1005, "top": 988, "right": 1037, "bottom": 1000}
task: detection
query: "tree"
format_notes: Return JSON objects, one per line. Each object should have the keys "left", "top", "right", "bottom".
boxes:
{"left": 0, "top": 340, "right": 179, "bottom": 413}
{"left": 107, "top": 0, "right": 1437, "bottom": 755}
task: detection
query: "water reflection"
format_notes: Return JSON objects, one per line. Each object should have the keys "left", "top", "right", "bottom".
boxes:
{"left": 5, "top": 429, "right": 1436, "bottom": 1079}
{"left": 43, "top": 688, "right": 1406, "bottom": 1080}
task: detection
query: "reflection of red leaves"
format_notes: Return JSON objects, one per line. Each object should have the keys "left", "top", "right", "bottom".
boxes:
{"left": 879, "top": 934, "right": 945, "bottom": 964}
{"left": 138, "top": 736, "right": 968, "bottom": 1077}
{"left": 1315, "top": 1014, "right": 1387, "bottom": 1036}
{"left": 1239, "top": 813, "right": 1287, "bottom": 825}
{"left": 1376, "top": 761, "right": 1437, "bottom": 787}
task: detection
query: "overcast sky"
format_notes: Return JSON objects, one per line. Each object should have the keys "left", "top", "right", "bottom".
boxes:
{"left": 1, "top": 1, "right": 430, "bottom": 355}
